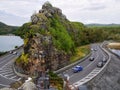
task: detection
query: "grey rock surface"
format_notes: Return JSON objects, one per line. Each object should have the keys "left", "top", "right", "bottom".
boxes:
{"left": 19, "top": 81, "right": 37, "bottom": 90}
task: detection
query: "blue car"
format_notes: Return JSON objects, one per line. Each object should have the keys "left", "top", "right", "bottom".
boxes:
{"left": 72, "top": 65, "right": 83, "bottom": 73}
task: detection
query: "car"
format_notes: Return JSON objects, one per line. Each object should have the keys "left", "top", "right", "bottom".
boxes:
{"left": 94, "top": 49, "right": 97, "bottom": 51}
{"left": 97, "top": 61, "right": 103, "bottom": 68}
{"left": 72, "top": 65, "right": 83, "bottom": 73}
{"left": 78, "top": 85, "right": 88, "bottom": 90}
{"left": 91, "top": 48, "right": 94, "bottom": 51}
{"left": 12, "top": 51, "right": 17, "bottom": 55}
{"left": 102, "top": 58, "right": 107, "bottom": 63}
{"left": 89, "top": 57, "right": 94, "bottom": 61}
{"left": 9, "top": 51, "right": 13, "bottom": 54}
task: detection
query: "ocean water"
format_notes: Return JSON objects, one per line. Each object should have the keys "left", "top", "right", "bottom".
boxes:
{"left": 0, "top": 36, "right": 23, "bottom": 52}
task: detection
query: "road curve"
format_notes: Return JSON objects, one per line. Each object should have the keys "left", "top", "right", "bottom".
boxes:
{"left": 0, "top": 48, "right": 23, "bottom": 89}
{"left": 0, "top": 43, "right": 109, "bottom": 89}
{"left": 59, "top": 43, "right": 108, "bottom": 85}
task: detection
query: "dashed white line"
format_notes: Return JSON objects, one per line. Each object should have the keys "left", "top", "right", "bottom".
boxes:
{"left": 1, "top": 71, "right": 14, "bottom": 75}
{"left": 0, "top": 84, "right": 10, "bottom": 87}
{"left": 69, "top": 51, "right": 99, "bottom": 78}
{"left": 4, "top": 73, "right": 15, "bottom": 77}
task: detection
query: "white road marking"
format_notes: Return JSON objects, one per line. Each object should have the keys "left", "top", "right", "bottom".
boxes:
{"left": 4, "top": 73, "right": 15, "bottom": 77}
{"left": 10, "top": 75, "right": 17, "bottom": 79}
{"left": 0, "top": 70, "right": 13, "bottom": 73}
{"left": 0, "top": 84, "right": 10, "bottom": 87}
{"left": 0, "top": 74, "right": 16, "bottom": 81}
{"left": 69, "top": 51, "right": 99, "bottom": 78}
{"left": 2, "top": 71, "right": 14, "bottom": 75}
{"left": 1, "top": 57, "right": 17, "bottom": 69}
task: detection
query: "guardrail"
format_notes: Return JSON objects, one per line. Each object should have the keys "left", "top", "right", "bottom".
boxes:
{"left": 12, "top": 45, "right": 29, "bottom": 78}
{"left": 13, "top": 64, "right": 28, "bottom": 78}
{"left": 54, "top": 52, "right": 92, "bottom": 74}
{"left": 70, "top": 42, "right": 111, "bottom": 89}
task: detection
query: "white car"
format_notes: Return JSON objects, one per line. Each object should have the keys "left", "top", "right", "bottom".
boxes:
{"left": 9, "top": 51, "right": 13, "bottom": 54}
{"left": 12, "top": 51, "right": 17, "bottom": 55}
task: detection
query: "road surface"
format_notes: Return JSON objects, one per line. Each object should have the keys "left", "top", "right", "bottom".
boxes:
{"left": 59, "top": 43, "right": 108, "bottom": 85}
{"left": 0, "top": 48, "right": 23, "bottom": 88}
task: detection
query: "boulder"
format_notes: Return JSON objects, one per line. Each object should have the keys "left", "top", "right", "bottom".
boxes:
{"left": 42, "top": 1, "right": 53, "bottom": 10}
{"left": 20, "top": 81, "right": 37, "bottom": 90}
{"left": 31, "top": 14, "right": 39, "bottom": 24}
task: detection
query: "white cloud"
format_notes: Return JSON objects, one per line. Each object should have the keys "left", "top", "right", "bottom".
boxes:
{"left": 0, "top": 0, "right": 120, "bottom": 26}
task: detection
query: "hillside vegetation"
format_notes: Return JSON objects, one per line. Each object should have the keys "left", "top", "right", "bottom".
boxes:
{"left": 0, "top": 22, "right": 18, "bottom": 35}
{"left": 15, "top": 2, "right": 120, "bottom": 75}
{"left": 86, "top": 23, "right": 120, "bottom": 27}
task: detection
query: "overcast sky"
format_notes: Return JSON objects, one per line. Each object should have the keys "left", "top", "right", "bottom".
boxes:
{"left": 0, "top": 0, "right": 120, "bottom": 26}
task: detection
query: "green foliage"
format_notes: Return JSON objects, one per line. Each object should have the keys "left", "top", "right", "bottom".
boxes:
{"left": 49, "top": 17, "right": 75, "bottom": 53}
{"left": 15, "top": 46, "right": 18, "bottom": 49}
{"left": 0, "top": 22, "right": 18, "bottom": 35}
{"left": 15, "top": 8, "right": 120, "bottom": 55}
{"left": 87, "top": 26, "right": 120, "bottom": 42}
{"left": 15, "top": 22, "right": 32, "bottom": 38}
{"left": 16, "top": 53, "right": 29, "bottom": 65}
{"left": 49, "top": 71, "right": 63, "bottom": 90}
{"left": 70, "top": 45, "right": 90, "bottom": 63}
{"left": 0, "top": 52, "right": 7, "bottom": 56}
{"left": 24, "top": 38, "right": 29, "bottom": 46}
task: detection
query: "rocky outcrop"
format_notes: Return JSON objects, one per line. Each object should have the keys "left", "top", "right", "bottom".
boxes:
{"left": 23, "top": 33, "right": 70, "bottom": 73}
{"left": 19, "top": 81, "right": 37, "bottom": 90}
{"left": 16, "top": 1, "right": 85, "bottom": 75}
{"left": 86, "top": 54, "right": 120, "bottom": 90}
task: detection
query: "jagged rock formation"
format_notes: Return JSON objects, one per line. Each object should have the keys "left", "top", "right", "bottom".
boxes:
{"left": 16, "top": 1, "right": 85, "bottom": 75}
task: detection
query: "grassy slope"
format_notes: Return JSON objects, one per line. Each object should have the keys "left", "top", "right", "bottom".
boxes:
{"left": 0, "top": 22, "right": 19, "bottom": 35}
{"left": 70, "top": 45, "right": 90, "bottom": 63}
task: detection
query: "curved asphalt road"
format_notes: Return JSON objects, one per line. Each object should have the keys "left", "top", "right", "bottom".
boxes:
{"left": 0, "top": 48, "right": 23, "bottom": 88}
{"left": 60, "top": 43, "right": 108, "bottom": 85}
{"left": 0, "top": 43, "right": 108, "bottom": 89}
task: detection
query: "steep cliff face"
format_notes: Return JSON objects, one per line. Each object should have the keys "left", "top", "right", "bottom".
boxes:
{"left": 16, "top": 2, "right": 85, "bottom": 74}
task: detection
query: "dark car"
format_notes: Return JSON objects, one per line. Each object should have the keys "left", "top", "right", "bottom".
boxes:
{"left": 78, "top": 85, "right": 88, "bottom": 90}
{"left": 89, "top": 57, "right": 94, "bottom": 61}
{"left": 102, "top": 58, "right": 107, "bottom": 63}
{"left": 97, "top": 61, "right": 103, "bottom": 68}
{"left": 94, "top": 49, "right": 97, "bottom": 51}
{"left": 72, "top": 65, "right": 83, "bottom": 73}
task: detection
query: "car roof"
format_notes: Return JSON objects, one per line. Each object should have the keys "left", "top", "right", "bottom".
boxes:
{"left": 98, "top": 62, "right": 103, "bottom": 64}
{"left": 76, "top": 65, "right": 80, "bottom": 67}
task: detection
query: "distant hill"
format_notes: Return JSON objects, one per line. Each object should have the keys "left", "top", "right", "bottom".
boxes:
{"left": 86, "top": 23, "right": 120, "bottom": 27}
{"left": 0, "top": 22, "right": 19, "bottom": 35}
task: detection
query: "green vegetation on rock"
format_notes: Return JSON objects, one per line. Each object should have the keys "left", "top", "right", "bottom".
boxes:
{"left": 49, "top": 71, "right": 63, "bottom": 90}
{"left": 70, "top": 45, "right": 90, "bottom": 63}
{"left": 15, "top": 2, "right": 120, "bottom": 74}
